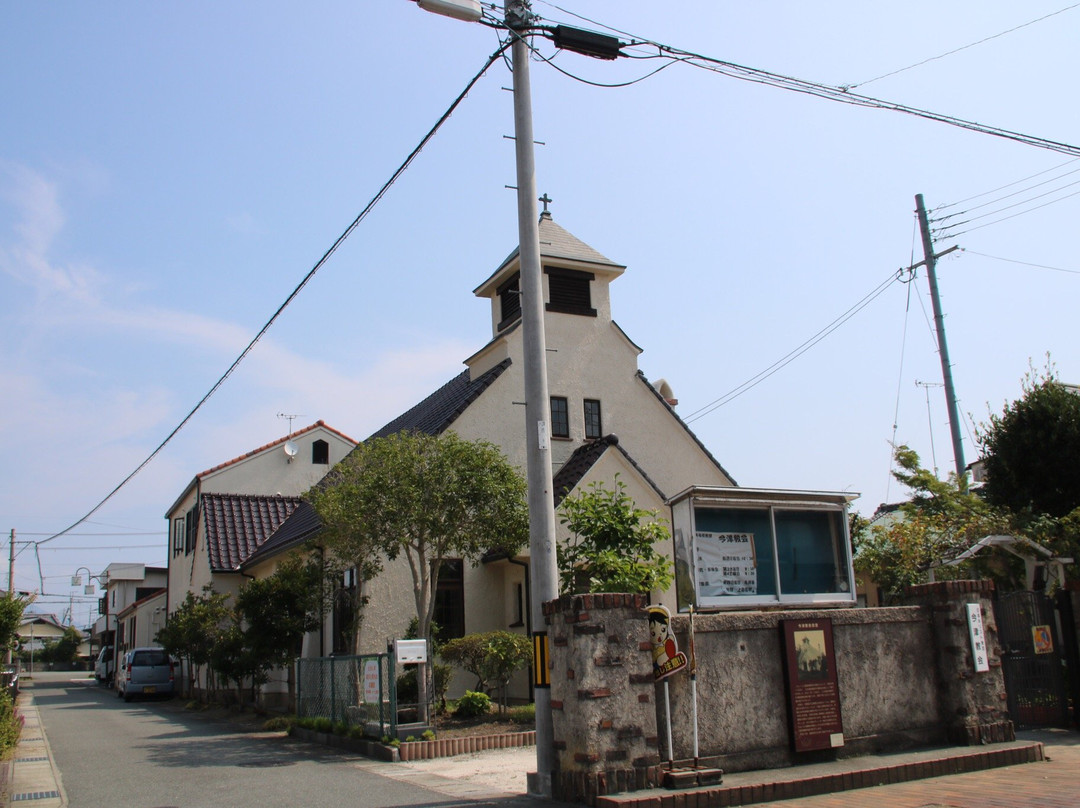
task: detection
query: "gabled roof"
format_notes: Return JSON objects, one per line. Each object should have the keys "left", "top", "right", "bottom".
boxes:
{"left": 115, "top": 587, "right": 166, "bottom": 620}
{"left": 199, "top": 420, "right": 356, "bottom": 477}
{"left": 636, "top": 371, "right": 738, "bottom": 486}
{"left": 203, "top": 493, "right": 303, "bottom": 572}
{"left": 474, "top": 214, "right": 625, "bottom": 296}
{"left": 552, "top": 434, "right": 666, "bottom": 507}
{"left": 369, "top": 358, "right": 512, "bottom": 439}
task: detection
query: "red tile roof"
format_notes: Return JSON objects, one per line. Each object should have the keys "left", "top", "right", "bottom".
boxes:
{"left": 198, "top": 420, "right": 356, "bottom": 478}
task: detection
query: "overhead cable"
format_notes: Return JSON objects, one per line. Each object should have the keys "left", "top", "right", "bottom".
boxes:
{"left": 29, "top": 43, "right": 510, "bottom": 548}
{"left": 684, "top": 268, "right": 904, "bottom": 422}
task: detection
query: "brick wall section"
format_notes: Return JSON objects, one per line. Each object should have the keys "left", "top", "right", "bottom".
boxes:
{"left": 901, "top": 580, "right": 1015, "bottom": 745}
{"left": 543, "top": 593, "right": 662, "bottom": 805}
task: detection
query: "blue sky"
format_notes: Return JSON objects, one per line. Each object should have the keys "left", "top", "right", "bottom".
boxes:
{"left": 3, "top": 2, "right": 1078, "bottom": 624}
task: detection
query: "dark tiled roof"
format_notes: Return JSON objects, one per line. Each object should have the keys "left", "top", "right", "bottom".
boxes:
{"left": 368, "top": 359, "right": 511, "bottom": 439}
{"left": 240, "top": 501, "right": 322, "bottom": 571}
{"left": 203, "top": 493, "right": 303, "bottom": 572}
{"left": 551, "top": 434, "right": 666, "bottom": 507}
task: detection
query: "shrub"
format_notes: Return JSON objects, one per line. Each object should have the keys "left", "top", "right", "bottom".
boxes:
{"left": 454, "top": 690, "right": 491, "bottom": 719}
{"left": 421, "top": 729, "right": 436, "bottom": 741}
{"left": 507, "top": 703, "right": 534, "bottom": 725}
{"left": 0, "top": 692, "right": 19, "bottom": 753}
{"left": 262, "top": 715, "right": 293, "bottom": 732}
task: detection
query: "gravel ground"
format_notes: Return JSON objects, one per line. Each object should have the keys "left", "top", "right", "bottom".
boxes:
{"left": 398, "top": 745, "right": 536, "bottom": 794}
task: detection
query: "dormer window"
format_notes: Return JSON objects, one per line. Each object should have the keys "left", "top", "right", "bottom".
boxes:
{"left": 545, "top": 267, "right": 595, "bottom": 317}
{"left": 497, "top": 273, "right": 521, "bottom": 331}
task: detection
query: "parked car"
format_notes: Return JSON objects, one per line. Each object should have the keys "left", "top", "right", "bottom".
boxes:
{"left": 116, "top": 647, "right": 174, "bottom": 702}
{"left": 94, "top": 646, "right": 115, "bottom": 685}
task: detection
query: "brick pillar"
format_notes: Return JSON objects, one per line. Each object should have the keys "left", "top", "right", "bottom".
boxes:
{"left": 543, "top": 593, "right": 662, "bottom": 805}
{"left": 902, "top": 580, "right": 1014, "bottom": 745}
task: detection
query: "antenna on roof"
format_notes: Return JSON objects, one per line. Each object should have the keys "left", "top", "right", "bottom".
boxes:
{"left": 277, "top": 412, "right": 304, "bottom": 464}
{"left": 276, "top": 412, "right": 303, "bottom": 436}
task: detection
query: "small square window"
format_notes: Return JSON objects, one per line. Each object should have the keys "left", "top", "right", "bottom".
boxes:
{"left": 550, "top": 396, "right": 569, "bottom": 438}
{"left": 584, "top": 399, "right": 602, "bottom": 440}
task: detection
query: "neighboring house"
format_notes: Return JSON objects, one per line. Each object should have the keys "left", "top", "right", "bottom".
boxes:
{"left": 92, "top": 563, "right": 169, "bottom": 679}
{"left": 17, "top": 613, "right": 67, "bottom": 653}
{"left": 255, "top": 214, "right": 737, "bottom": 691}
{"left": 115, "top": 589, "right": 167, "bottom": 661}
{"left": 163, "top": 421, "right": 356, "bottom": 699}
{"left": 165, "top": 420, "right": 356, "bottom": 615}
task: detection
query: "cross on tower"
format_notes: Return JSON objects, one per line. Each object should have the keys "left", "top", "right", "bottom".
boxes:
{"left": 539, "top": 193, "right": 552, "bottom": 213}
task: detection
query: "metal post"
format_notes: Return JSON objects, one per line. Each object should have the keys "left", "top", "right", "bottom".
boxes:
{"left": 506, "top": 1, "right": 559, "bottom": 797}
{"left": 915, "top": 194, "right": 967, "bottom": 486}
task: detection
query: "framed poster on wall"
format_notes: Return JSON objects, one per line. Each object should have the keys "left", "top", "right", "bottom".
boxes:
{"left": 781, "top": 617, "right": 844, "bottom": 753}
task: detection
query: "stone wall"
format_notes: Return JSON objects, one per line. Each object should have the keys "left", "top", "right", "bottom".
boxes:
{"left": 902, "top": 580, "right": 1013, "bottom": 745}
{"left": 543, "top": 581, "right": 1015, "bottom": 804}
{"left": 662, "top": 605, "right": 945, "bottom": 772}
{"left": 543, "top": 593, "right": 662, "bottom": 805}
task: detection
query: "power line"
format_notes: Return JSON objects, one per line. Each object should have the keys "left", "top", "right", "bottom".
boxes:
{"left": 531, "top": 5, "right": 1080, "bottom": 158}
{"left": 934, "top": 158, "right": 1080, "bottom": 210}
{"left": 846, "top": 4, "right": 1080, "bottom": 90}
{"left": 28, "top": 43, "right": 510, "bottom": 548}
{"left": 684, "top": 268, "right": 905, "bottom": 422}
{"left": 937, "top": 187, "right": 1080, "bottom": 238}
{"left": 932, "top": 177, "right": 1080, "bottom": 235}
{"left": 960, "top": 249, "right": 1080, "bottom": 276}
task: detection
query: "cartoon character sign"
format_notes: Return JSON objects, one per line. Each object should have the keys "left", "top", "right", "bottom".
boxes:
{"left": 647, "top": 605, "right": 688, "bottom": 681}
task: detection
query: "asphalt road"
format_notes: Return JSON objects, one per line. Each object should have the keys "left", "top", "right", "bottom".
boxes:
{"left": 28, "top": 671, "right": 548, "bottom": 808}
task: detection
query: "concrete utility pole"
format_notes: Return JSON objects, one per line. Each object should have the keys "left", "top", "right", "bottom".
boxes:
{"left": 915, "top": 194, "right": 967, "bottom": 486}
{"left": 7, "top": 529, "right": 13, "bottom": 666}
{"left": 505, "top": 0, "right": 560, "bottom": 797}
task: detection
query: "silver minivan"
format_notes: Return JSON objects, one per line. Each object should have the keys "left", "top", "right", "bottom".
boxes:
{"left": 116, "top": 647, "right": 175, "bottom": 702}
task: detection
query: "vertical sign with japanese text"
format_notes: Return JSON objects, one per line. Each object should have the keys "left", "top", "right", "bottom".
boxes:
{"left": 966, "top": 603, "right": 990, "bottom": 673}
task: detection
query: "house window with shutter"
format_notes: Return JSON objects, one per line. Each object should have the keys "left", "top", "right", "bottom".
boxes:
{"left": 172, "top": 518, "right": 185, "bottom": 557}
{"left": 185, "top": 502, "right": 199, "bottom": 555}
{"left": 498, "top": 273, "right": 521, "bottom": 331}
{"left": 550, "top": 396, "right": 569, "bottom": 438}
{"left": 584, "top": 399, "right": 602, "bottom": 439}
{"left": 545, "top": 267, "right": 595, "bottom": 317}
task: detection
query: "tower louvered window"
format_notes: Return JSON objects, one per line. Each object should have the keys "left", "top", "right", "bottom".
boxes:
{"left": 545, "top": 267, "right": 595, "bottom": 316}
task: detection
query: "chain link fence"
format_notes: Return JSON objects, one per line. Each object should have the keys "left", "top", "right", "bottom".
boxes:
{"left": 297, "top": 654, "right": 395, "bottom": 736}
{"left": 297, "top": 652, "right": 437, "bottom": 740}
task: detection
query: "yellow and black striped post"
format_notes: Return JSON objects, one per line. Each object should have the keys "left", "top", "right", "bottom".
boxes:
{"left": 533, "top": 631, "right": 550, "bottom": 688}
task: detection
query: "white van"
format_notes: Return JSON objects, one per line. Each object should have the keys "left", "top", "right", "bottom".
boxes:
{"left": 94, "top": 646, "right": 114, "bottom": 685}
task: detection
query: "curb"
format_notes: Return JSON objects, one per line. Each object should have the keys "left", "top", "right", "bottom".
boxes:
{"left": 594, "top": 741, "right": 1046, "bottom": 807}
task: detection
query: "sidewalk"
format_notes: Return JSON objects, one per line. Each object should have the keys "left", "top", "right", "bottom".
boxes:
{"left": 2, "top": 684, "right": 63, "bottom": 807}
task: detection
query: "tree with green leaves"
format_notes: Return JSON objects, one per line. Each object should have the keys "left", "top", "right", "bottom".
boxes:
{"left": 440, "top": 630, "right": 532, "bottom": 715}
{"left": 0, "top": 593, "right": 31, "bottom": 661}
{"left": 155, "top": 587, "right": 231, "bottom": 699}
{"left": 232, "top": 554, "right": 323, "bottom": 708}
{"left": 853, "top": 446, "right": 1011, "bottom": 601}
{"left": 978, "top": 360, "right": 1080, "bottom": 520}
{"left": 557, "top": 477, "right": 673, "bottom": 596}
{"left": 308, "top": 430, "right": 529, "bottom": 717}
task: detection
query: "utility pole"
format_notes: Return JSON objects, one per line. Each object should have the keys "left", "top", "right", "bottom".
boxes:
{"left": 915, "top": 194, "right": 967, "bottom": 486}
{"left": 505, "top": 0, "right": 559, "bottom": 797}
{"left": 6, "top": 529, "right": 13, "bottom": 666}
